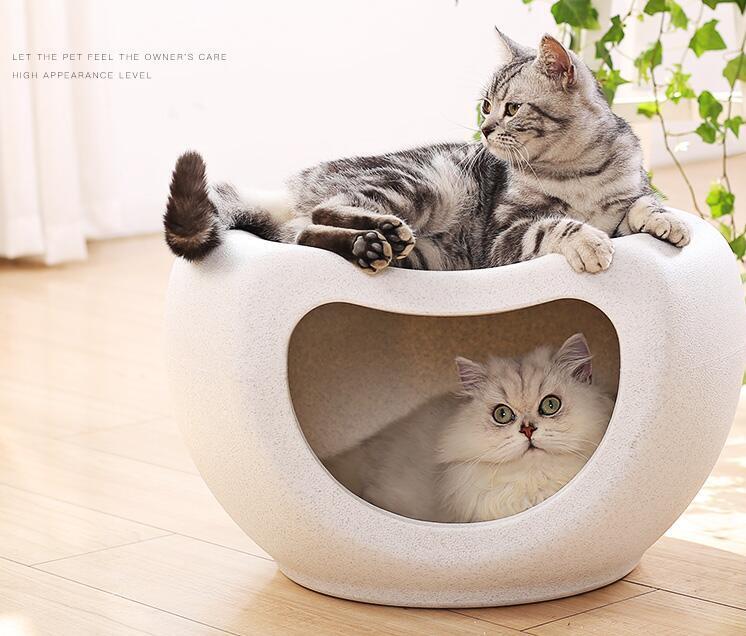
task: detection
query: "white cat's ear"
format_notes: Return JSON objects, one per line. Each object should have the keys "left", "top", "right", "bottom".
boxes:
{"left": 554, "top": 333, "right": 592, "bottom": 383}
{"left": 494, "top": 27, "right": 532, "bottom": 64}
{"left": 535, "top": 34, "right": 576, "bottom": 87}
{"left": 455, "top": 357, "right": 487, "bottom": 392}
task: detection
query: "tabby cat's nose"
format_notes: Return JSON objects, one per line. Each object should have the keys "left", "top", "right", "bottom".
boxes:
{"left": 481, "top": 123, "right": 496, "bottom": 138}
{"left": 520, "top": 423, "right": 536, "bottom": 439}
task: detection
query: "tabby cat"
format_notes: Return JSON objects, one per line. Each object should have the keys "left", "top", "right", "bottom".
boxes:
{"left": 164, "top": 31, "right": 689, "bottom": 272}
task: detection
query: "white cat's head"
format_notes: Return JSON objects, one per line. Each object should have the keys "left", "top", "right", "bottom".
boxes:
{"left": 441, "top": 334, "right": 614, "bottom": 466}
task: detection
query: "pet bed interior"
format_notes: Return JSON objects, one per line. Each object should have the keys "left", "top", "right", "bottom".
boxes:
{"left": 288, "top": 299, "right": 620, "bottom": 468}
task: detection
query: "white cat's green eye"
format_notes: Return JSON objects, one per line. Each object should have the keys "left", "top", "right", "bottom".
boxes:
{"left": 492, "top": 404, "right": 515, "bottom": 424}
{"left": 481, "top": 99, "right": 492, "bottom": 115}
{"left": 505, "top": 102, "right": 521, "bottom": 117}
{"left": 539, "top": 395, "right": 562, "bottom": 416}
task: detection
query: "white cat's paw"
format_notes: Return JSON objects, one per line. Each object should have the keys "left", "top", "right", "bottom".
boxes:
{"left": 561, "top": 225, "right": 614, "bottom": 274}
{"left": 641, "top": 211, "right": 690, "bottom": 247}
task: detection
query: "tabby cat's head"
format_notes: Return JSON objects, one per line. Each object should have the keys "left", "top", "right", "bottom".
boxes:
{"left": 480, "top": 31, "right": 608, "bottom": 166}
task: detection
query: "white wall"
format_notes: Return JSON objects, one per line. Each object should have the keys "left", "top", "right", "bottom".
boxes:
{"left": 59, "top": 0, "right": 743, "bottom": 237}
{"left": 76, "top": 0, "right": 557, "bottom": 235}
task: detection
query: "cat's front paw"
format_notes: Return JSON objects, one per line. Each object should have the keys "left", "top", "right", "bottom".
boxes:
{"left": 376, "top": 216, "right": 415, "bottom": 260}
{"left": 628, "top": 197, "right": 690, "bottom": 248}
{"left": 352, "top": 230, "right": 393, "bottom": 273}
{"left": 640, "top": 211, "right": 690, "bottom": 247}
{"left": 562, "top": 226, "right": 614, "bottom": 274}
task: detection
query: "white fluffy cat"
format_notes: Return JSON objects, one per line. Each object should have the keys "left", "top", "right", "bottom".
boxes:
{"left": 324, "top": 333, "right": 614, "bottom": 522}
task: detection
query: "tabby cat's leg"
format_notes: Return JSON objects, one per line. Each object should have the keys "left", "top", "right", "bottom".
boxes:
{"left": 311, "top": 205, "right": 416, "bottom": 260}
{"left": 296, "top": 224, "right": 393, "bottom": 273}
{"left": 532, "top": 217, "right": 614, "bottom": 273}
{"left": 624, "top": 195, "right": 690, "bottom": 247}
{"left": 492, "top": 216, "right": 614, "bottom": 273}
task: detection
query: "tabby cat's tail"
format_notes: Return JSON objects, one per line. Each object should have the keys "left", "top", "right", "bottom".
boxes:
{"left": 164, "top": 151, "right": 281, "bottom": 261}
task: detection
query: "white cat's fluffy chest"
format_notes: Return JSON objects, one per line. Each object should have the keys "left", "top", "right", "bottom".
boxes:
{"left": 438, "top": 451, "right": 586, "bottom": 522}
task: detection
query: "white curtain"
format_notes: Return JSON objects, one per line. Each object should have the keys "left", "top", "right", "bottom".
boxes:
{"left": 0, "top": 0, "right": 121, "bottom": 264}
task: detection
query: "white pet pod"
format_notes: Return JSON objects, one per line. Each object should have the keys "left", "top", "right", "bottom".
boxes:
{"left": 165, "top": 210, "right": 746, "bottom": 607}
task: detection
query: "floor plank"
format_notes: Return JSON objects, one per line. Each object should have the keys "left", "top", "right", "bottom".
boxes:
{"left": 0, "top": 484, "right": 169, "bottom": 565}
{"left": 526, "top": 589, "right": 746, "bottom": 636}
{"left": 0, "top": 428, "right": 268, "bottom": 559}
{"left": 64, "top": 417, "right": 199, "bottom": 474}
{"left": 0, "top": 557, "right": 231, "bottom": 635}
{"left": 37, "top": 534, "right": 519, "bottom": 636}
{"left": 0, "top": 335, "right": 171, "bottom": 417}
{"left": 0, "top": 377, "right": 152, "bottom": 439}
{"left": 624, "top": 536, "right": 746, "bottom": 610}
{"left": 457, "top": 581, "right": 652, "bottom": 630}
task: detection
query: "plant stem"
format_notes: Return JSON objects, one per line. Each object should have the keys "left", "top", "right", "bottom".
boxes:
{"left": 666, "top": 130, "right": 698, "bottom": 137}
{"left": 649, "top": 13, "right": 704, "bottom": 217}
{"left": 721, "top": 29, "right": 746, "bottom": 235}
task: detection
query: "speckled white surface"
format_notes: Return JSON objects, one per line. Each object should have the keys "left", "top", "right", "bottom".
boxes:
{"left": 165, "top": 210, "right": 746, "bottom": 607}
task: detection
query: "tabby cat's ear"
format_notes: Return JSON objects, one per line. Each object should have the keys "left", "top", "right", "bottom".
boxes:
{"left": 455, "top": 357, "right": 487, "bottom": 393}
{"left": 535, "top": 34, "right": 576, "bottom": 88}
{"left": 494, "top": 27, "right": 532, "bottom": 64}
{"left": 554, "top": 333, "right": 592, "bottom": 383}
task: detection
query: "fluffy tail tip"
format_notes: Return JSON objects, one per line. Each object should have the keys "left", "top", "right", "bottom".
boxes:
{"left": 164, "top": 150, "right": 221, "bottom": 260}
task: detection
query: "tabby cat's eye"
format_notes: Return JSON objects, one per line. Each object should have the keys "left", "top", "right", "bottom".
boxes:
{"left": 481, "top": 99, "right": 492, "bottom": 115}
{"left": 492, "top": 404, "right": 515, "bottom": 425}
{"left": 539, "top": 395, "right": 562, "bottom": 416}
{"left": 505, "top": 102, "right": 521, "bottom": 117}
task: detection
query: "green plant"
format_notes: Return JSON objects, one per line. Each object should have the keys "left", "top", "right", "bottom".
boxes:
{"left": 504, "top": 0, "right": 746, "bottom": 262}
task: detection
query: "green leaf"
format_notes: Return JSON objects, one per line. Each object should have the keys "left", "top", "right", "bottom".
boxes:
{"left": 550, "top": 0, "right": 600, "bottom": 29}
{"left": 634, "top": 41, "right": 662, "bottom": 81}
{"left": 723, "top": 53, "right": 746, "bottom": 88}
{"left": 688, "top": 20, "right": 727, "bottom": 57}
{"left": 668, "top": 1, "right": 689, "bottom": 29}
{"left": 702, "top": 0, "right": 746, "bottom": 14}
{"left": 600, "top": 15, "right": 625, "bottom": 44}
{"left": 473, "top": 102, "right": 484, "bottom": 141}
{"left": 643, "top": 0, "right": 667, "bottom": 13}
{"left": 643, "top": 0, "right": 687, "bottom": 27}
{"left": 706, "top": 182, "right": 735, "bottom": 218}
{"left": 595, "top": 41, "right": 613, "bottom": 68}
{"left": 595, "top": 67, "right": 629, "bottom": 103}
{"left": 637, "top": 102, "right": 659, "bottom": 118}
{"left": 725, "top": 116, "right": 744, "bottom": 137}
{"left": 696, "top": 122, "right": 718, "bottom": 143}
{"left": 698, "top": 90, "right": 723, "bottom": 121}
{"left": 665, "top": 65, "right": 695, "bottom": 103}
{"left": 647, "top": 171, "right": 666, "bottom": 199}
{"left": 730, "top": 233, "right": 746, "bottom": 260}
{"left": 719, "top": 222, "right": 733, "bottom": 241}
{"left": 595, "top": 14, "right": 626, "bottom": 67}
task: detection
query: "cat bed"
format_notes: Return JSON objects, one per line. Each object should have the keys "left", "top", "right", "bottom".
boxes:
{"left": 165, "top": 209, "right": 746, "bottom": 607}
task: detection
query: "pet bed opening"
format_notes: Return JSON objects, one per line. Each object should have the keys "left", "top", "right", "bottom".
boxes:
{"left": 288, "top": 299, "right": 620, "bottom": 522}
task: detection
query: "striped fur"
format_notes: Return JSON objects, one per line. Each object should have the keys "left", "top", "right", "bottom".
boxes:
{"left": 163, "top": 33, "right": 689, "bottom": 272}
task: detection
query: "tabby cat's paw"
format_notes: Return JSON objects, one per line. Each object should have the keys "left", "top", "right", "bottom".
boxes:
{"left": 562, "top": 226, "right": 614, "bottom": 274}
{"left": 641, "top": 211, "right": 690, "bottom": 247}
{"left": 352, "top": 230, "right": 393, "bottom": 273}
{"left": 377, "top": 216, "right": 415, "bottom": 260}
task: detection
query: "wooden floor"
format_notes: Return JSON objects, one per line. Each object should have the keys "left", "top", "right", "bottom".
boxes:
{"left": 1, "top": 235, "right": 745, "bottom": 636}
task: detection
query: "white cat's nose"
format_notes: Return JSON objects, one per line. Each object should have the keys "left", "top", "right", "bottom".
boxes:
{"left": 520, "top": 423, "right": 536, "bottom": 440}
